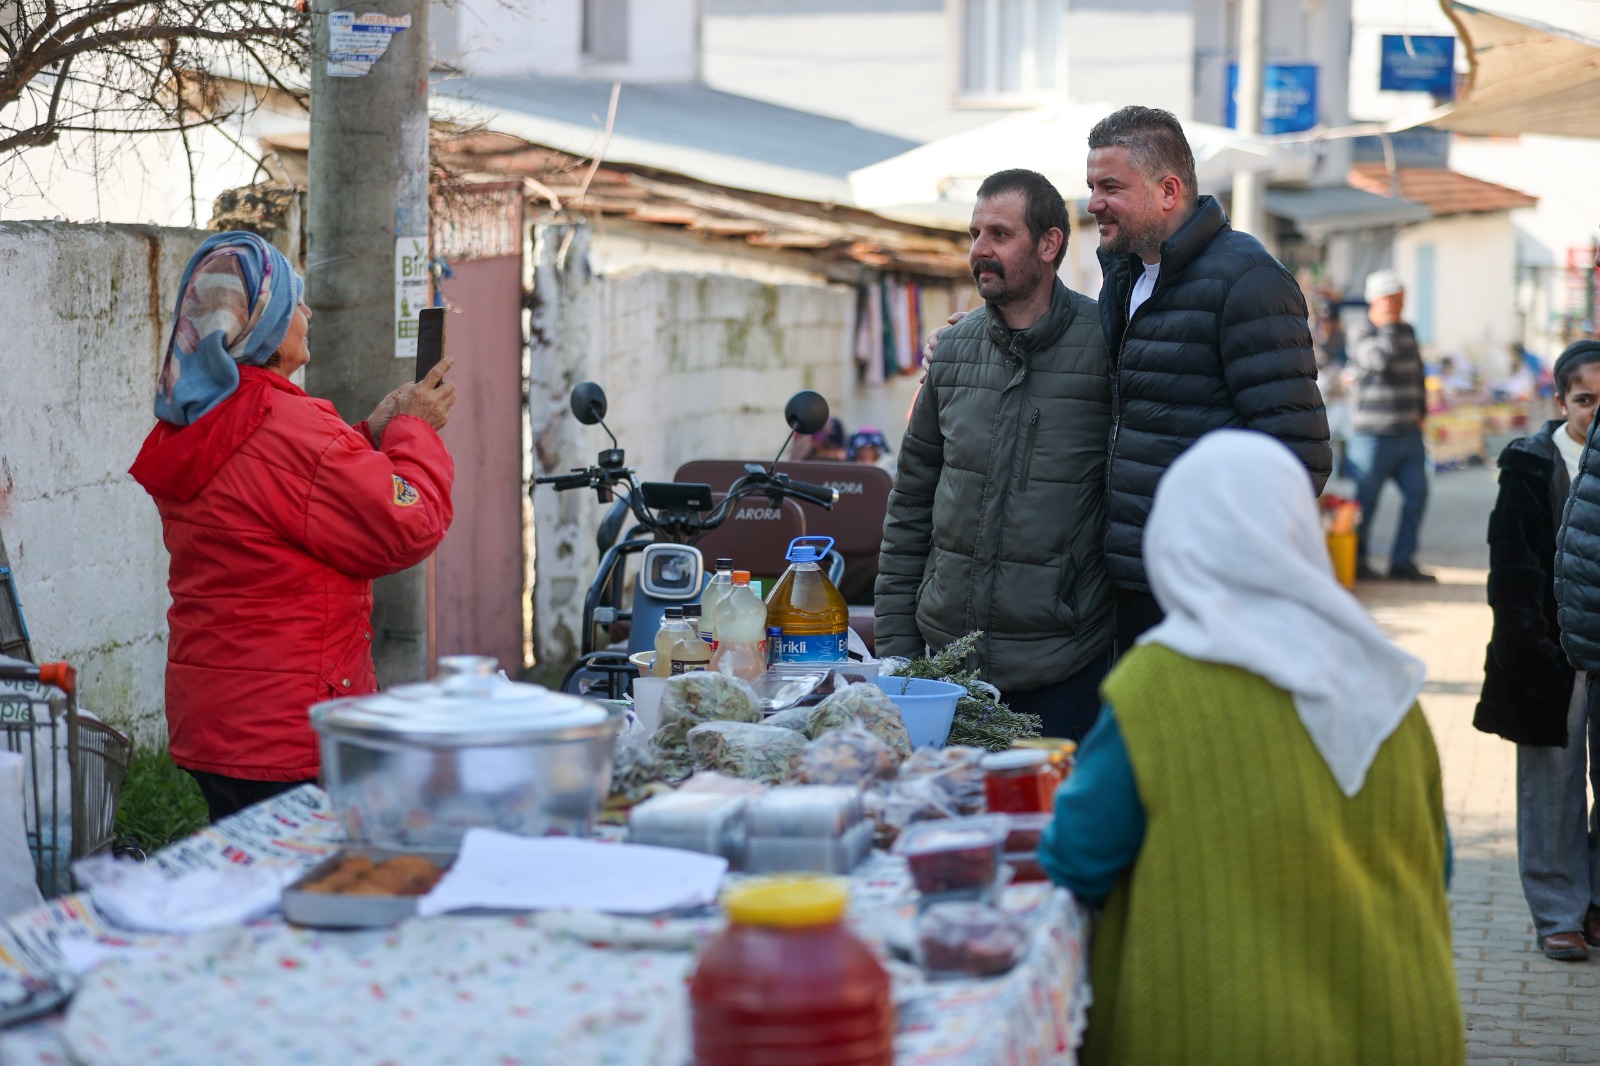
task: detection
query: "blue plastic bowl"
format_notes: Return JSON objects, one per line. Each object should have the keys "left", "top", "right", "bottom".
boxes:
{"left": 880, "top": 677, "right": 965, "bottom": 749}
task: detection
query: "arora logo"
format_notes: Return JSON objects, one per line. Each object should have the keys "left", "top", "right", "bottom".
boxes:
{"left": 735, "top": 506, "right": 782, "bottom": 521}
{"left": 825, "top": 481, "right": 864, "bottom": 495}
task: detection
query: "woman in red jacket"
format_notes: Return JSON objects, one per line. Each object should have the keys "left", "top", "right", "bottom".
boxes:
{"left": 130, "top": 232, "right": 456, "bottom": 821}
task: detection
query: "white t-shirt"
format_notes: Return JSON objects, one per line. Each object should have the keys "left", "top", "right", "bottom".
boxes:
{"left": 1128, "top": 261, "right": 1161, "bottom": 319}
{"left": 1555, "top": 421, "right": 1585, "bottom": 485}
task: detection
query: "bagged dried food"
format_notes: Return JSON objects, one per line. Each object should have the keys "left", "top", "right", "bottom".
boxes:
{"left": 862, "top": 775, "right": 959, "bottom": 849}
{"left": 791, "top": 726, "right": 900, "bottom": 787}
{"left": 609, "top": 743, "right": 669, "bottom": 805}
{"left": 763, "top": 705, "right": 813, "bottom": 734}
{"left": 687, "top": 722, "right": 809, "bottom": 785}
{"left": 677, "top": 771, "right": 770, "bottom": 799}
{"left": 807, "top": 683, "right": 913, "bottom": 760}
{"left": 899, "top": 745, "right": 987, "bottom": 814}
{"left": 652, "top": 673, "right": 762, "bottom": 777}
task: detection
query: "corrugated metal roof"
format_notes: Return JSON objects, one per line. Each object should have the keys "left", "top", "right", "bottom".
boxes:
{"left": 1348, "top": 164, "right": 1538, "bottom": 217}
{"left": 432, "top": 74, "right": 919, "bottom": 205}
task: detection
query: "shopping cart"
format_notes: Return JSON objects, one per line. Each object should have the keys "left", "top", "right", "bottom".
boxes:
{"left": 0, "top": 658, "right": 130, "bottom": 896}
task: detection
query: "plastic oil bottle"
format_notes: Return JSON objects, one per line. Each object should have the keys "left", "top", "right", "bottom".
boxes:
{"left": 653, "top": 606, "right": 687, "bottom": 677}
{"left": 766, "top": 537, "right": 849, "bottom": 664}
{"left": 710, "top": 571, "right": 768, "bottom": 681}
{"left": 699, "top": 558, "right": 735, "bottom": 645}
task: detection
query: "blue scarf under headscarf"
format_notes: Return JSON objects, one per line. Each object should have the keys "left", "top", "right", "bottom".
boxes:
{"left": 154, "top": 231, "right": 305, "bottom": 427}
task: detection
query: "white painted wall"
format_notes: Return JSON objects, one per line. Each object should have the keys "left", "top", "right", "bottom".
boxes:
{"left": 1391, "top": 211, "right": 1519, "bottom": 373}
{"left": 445, "top": 0, "right": 700, "bottom": 80}
{"left": 1449, "top": 134, "right": 1600, "bottom": 361}
{"left": 0, "top": 222, "right": 206, "bottom": 743}
{"left": 0, "top": 82, "right": 309, "bottom": 227}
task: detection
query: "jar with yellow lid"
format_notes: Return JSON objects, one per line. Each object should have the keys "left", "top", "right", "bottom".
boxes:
{"left": 691, "top": 876, "right": 893, "bottom": 1065}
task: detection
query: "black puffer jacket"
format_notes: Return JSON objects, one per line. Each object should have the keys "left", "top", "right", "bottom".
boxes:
{"left": 1556, "top": 416, "right": 1600, "bottom": 671}
{"left": 1097, "top": 196, "right": 1332, "bottom": 592}
{"left": 1477, "top": 422, "right": 1575, "bottom": 746}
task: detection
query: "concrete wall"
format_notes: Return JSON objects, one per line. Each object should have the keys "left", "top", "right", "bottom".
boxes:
{"left": 1391, "top": 211, "right": 1519, "bottom": 373}
{"left": 527, "top": 222, "right": 928, "bottom": 667}
{"left": 0, "top": 222, "right": 206, "bottom": 743}
{"left": 447, "top": 0, "right": 701, "bottom": 81}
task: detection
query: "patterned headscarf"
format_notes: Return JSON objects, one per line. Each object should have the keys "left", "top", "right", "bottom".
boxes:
{"left": 154, "top": 231, "right": 305, "bottom": 426}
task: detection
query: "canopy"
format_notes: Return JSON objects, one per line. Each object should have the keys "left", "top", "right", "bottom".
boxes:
{"left": 1433, "top": 1, "right": 1600, "bottom": 138}
{"left": 847, "top": 101, "right": 1279, "bottom": 215}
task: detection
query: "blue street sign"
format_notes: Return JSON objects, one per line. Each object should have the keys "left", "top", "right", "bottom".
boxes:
{"left": 1379, "top": 35, "right": 1456, "bottom": 97}
{"left": 1225, "top": 64, "right": 1319, "bottom": 135}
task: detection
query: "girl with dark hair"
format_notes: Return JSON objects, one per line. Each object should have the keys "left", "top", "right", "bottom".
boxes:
{"left": 1475, "top": 339, "right": 1600, "bottom": 960}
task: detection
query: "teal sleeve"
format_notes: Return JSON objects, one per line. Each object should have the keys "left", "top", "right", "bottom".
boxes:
{"left": 1037, "top": 706, "right": 1146, "bottom": 907}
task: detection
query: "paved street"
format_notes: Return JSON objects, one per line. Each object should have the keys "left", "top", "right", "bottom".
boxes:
{"left": 1350, "top": 461, "right": 1600, "bottom": 1063}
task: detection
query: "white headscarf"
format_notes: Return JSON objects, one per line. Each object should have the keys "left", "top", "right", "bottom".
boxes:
{"left": 1138, "top": 431, "right": 1427, "bottom": 797}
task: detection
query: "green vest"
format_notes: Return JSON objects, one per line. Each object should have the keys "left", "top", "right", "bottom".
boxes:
{"left": 1085, "top": 645, "right": 1463, "bottom": 1066}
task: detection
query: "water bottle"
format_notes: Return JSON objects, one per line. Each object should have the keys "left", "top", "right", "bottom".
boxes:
{"left": 700, "top": 558, "right": 734, "bottom": 645}
{"left": 711, "top": 571, "right": 768, "bottom": 681}
{"left": 673, "top": 605, "right": 712, "bottom": 675}
{"left": 765, "top": 537, "right": 848, "bottom": 664}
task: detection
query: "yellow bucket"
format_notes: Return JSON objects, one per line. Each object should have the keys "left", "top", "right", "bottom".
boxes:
{"left": 1327, "top": 531, "right": 1358, "bottom": 590}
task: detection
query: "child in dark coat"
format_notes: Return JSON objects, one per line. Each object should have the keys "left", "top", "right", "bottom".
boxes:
{"left": 1477, "top": 340, "right": 1600, "bottom": 960}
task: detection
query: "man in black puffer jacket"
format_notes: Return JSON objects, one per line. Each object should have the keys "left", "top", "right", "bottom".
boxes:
{"left": 1088, "top": 107, "right": 1332, "bottom": 649}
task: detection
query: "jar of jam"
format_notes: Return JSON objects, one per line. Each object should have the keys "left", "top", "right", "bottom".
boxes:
{"left": 981, "top": 749, "right": 1058, "bottom": 813}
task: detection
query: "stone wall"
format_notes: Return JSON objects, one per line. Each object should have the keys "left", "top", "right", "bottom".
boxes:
{"left": 0, "top": 222, "right": 207, "bottom": 743}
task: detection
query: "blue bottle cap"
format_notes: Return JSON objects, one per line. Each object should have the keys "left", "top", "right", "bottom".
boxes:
{"left": 785, "top": 536, "right": 835, "bottom": 563}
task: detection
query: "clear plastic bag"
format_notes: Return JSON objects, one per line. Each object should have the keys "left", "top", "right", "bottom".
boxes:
{"left": 862, "top": 774, "right": 959, "bottom": 849}
{"left": 686, "top": 722, "right": 809, "bottom": 785}
{"left": 791, "top": 726, "right": 900, "bottom": 787}
{"left": 806, "top": 683, "right": 913, "bottom": 760}
{"left": 899, "top": 745, "right": 988, "bottom": 815}
{"left": 651, "top": 673, "right": 762, "bottom": 777}
{"left": 762, "top": 705, "right": 813, "bottom": 734}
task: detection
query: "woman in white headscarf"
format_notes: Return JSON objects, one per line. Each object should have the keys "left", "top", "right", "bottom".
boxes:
{"left": 1039, "top": 430, "right": 1463, "bottom": 1066}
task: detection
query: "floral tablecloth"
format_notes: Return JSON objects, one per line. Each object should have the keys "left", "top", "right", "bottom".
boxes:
{"left": 0, "top": 787, "right": 1089, "bottom": 1066}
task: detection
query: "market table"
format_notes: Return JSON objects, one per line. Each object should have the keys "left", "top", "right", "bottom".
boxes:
{"left": 0, "top": 787, "right": 1089, "bottom": 1066}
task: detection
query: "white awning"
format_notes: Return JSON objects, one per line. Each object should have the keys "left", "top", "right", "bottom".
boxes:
{"left": 1432, "top": 1, "right": 1600, "bottom": 138}
{"left": 847, "top": 101, "right": 1280, "bottom": 214}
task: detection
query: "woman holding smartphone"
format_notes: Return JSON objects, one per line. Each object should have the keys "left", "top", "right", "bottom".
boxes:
{"left": 130, "top": 231, "right": 457, "bottom": 821}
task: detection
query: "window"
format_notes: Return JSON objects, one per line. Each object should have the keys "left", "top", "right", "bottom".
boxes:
{"left": 958, "top": 0, "right": 1062, "bottom": 101}
{"left": 582, "top": 0, "right": 629, "bottom": 63}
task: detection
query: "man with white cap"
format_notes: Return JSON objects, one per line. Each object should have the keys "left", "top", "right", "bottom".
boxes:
{"left": 1348, "top": 268, "right": 1433, "bottom": 581}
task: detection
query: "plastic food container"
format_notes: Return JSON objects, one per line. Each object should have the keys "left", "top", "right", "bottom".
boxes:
{"left": 628, "top": 791, "right": 747, "bottom": 860}
{"left": 1003, "top": 812, "right": 1051, "bottom": 854}
{"left": 894, "top": 815, "right": 1007, "bottom": 898}
{"left": 744, "top": 820, "right": 875, "bottom": 875}
{"left": 310, "top": 656, "right": 622, "bottom": 849}
{"left": 981, "top": 750, "right": 1057, "bottom": 814}
{"left": 1006, "top": 853, "right": 1047, "bottom": 883}
{"left": 281, "top": 847, "right": 456, "bottom": 929}
{"left": 915, "top": 901, "right": 1028, "bottom": 979}
{"left": 746, "top": 785, "right": 864, "bottom": 838}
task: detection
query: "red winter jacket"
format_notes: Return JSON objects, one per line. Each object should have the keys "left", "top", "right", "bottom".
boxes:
{"left": 130, "top": 367, "right": 454, "bottom": 781}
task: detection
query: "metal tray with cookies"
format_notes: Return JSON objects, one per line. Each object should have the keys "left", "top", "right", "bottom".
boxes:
{"left": 280, "top": 846, "right": 456, "bottom": 929}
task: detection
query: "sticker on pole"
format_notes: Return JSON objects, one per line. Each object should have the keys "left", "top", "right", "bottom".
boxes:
{"left": 395, "top": 237, "right": 429, "bottom": 359}
{"left": 327, "top": 11, "right": 411, "bottom": 78}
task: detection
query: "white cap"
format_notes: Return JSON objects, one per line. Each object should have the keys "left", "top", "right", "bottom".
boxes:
{"left": 1364, "top": 269, "right": 1405, "bottom": 303}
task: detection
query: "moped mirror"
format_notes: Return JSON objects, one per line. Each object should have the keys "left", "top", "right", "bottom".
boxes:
{"left": 784, "top": 391, "right": 830, "bottom": 437}
{"left": 570, "top": 382, "right": 608, "bottom": 425}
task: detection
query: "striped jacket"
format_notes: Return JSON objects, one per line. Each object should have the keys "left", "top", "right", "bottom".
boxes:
{"left": 1349, "top": 320, "right": 1426, "bottom": 434}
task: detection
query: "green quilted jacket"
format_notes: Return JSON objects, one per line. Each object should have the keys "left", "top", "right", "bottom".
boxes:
{"left": 874, "top": 278, "right": 1112, "bottom": 690}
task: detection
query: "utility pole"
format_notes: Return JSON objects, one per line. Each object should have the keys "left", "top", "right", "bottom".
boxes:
{"left": 1232, "top": 0, "right": 1267, "bottom": 240}
{"left": 307, "top": 0, "right": 432, "bottom": 685}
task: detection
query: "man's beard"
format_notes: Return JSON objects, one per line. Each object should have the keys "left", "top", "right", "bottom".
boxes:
{"left": 972, "top": 256, "right": 1045, "bottom": 306}
{"left": 1096, "top": 212, "right": 1163, "bottom": 259}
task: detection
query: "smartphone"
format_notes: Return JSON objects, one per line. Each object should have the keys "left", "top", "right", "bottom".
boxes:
{"left": 414, "top": 307, "right": 445, "bottom": 384}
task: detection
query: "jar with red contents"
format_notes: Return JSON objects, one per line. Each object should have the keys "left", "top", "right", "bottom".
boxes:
{"left": 981, "top": 749, "right": 1058, "bottom": 814}
{"left": 690, "top": 877, "right": 893, "bottom": 1066}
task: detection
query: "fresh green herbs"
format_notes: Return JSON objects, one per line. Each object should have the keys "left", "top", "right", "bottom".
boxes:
{"left": 891, "top": 632, "right": 1042, "bottom": 751}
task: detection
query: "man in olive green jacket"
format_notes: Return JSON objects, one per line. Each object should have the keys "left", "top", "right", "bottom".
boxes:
{"left": 875, "top": 169, "right": 1114, "bottom": 739}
